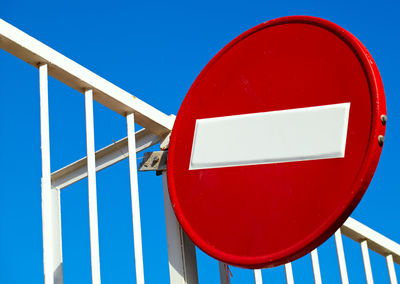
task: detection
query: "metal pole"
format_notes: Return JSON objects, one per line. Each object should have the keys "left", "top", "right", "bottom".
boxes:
{"left": 162, "top": 172, "right": 199, "bottom": 284}
{"left": 219, "top": 262, "right": 230, "bottom": 284}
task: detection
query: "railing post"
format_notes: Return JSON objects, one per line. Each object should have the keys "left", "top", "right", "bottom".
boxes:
{"left": 361, "top": 240, "right": 374, "bottom": 284}
{"left": 39, "top": 63, "right": 63, "bottom": 284}
{"left": 284, "top": 263, "right": 294, "bottom": 284}
{"left": 254, "top": 269, "right": 263, "bottom": 284}
{"left": 334, "top": 229, "right": 349, "bottom": 284}
{"left": 386, "top": 254, "right": 398, "bottom": 284}
{"left": 84, "top": 89, "right": 101, "bottom": 284}
{"left": 311, "top": 249, "right": 322, "bottom": 284}
{"left": 126, "top": 113, "right": 145, "bottom": 284}
{"left": 162, "top": 171, "right": 199, "bottom": 284}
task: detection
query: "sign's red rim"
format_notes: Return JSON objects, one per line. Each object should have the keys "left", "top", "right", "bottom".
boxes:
{"left": 167, "top": 15, "right": 387, "bottom": 268}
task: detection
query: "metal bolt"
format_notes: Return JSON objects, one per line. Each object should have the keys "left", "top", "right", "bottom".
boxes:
{"left": 381, "top": 114, "right": 387, "bottom": 126}
{"left": 378, "top": 135, "right": 385, "bottom": 146}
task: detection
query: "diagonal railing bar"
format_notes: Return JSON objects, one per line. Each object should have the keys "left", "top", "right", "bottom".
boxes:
{"left": 342, "top": 217, "right": 400, "bottom": 264}
{"left": 253, "top": 220, "right": 400, "bottom": 284}
{"left": 0, "top": 18, "right": 174, "bottom": 136}
{"left": 51, "top": 128, "right": 161, "bottom": 190}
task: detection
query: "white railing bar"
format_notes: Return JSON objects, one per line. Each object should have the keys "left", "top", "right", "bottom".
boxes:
{"left": 361, "top": 240, "right": 374, "bottom": 284}
{"left": 162, "top": 172, "right": 199, "bottom": 284}
{"left": 51, "top": 128, "right": 161, "bottom": 190}
{"left": 0, "top": 18, "right": 174, "bottom": 136}
{"left": 85, "top": 89, "right": 101, "bottom": 284}
{"left": 311, "top": 249, "right": 322, "bottom": 284}
{"left": 386, "top": 254, "right": 398, "bottom": 284}
{"left": 284, "top": 263, "right": 294, "bottom": 284}
{"left": 341, "top": 217, "right": 400, "bottom": 264}
{"left": 40, "top": 63, "right": 63, "bottom": 284}
{"left": 126, "top": 113, "right": 145, "bottom": 284}
{"left": 40, "top": 63, "right": 52, "bottom": 283}
{"left": 334, "top": 229, "right": 349, "bottom": 284}
{"left": 254, "top": 269, "right": 263, "bottom": 284}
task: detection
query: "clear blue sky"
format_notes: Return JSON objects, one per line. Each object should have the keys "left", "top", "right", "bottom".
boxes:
{"left": 1, "top": 0, "right": 400, "bottom": 283}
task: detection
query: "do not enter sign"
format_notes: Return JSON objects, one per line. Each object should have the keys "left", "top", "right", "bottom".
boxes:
{"left": 167, "top": 16, "right": 387, "bottom": 268}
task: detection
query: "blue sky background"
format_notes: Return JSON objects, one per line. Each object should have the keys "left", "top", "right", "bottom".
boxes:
{"left": 1, "top": 0, "right": 400, "bottom": 283}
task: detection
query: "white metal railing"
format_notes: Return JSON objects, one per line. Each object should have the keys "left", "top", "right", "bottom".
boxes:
{"left": 0, "top": 17, "right": 174, "bottom": 284}
{"left": 251, "top": 219, "right": 400, "bottom": 284}
{"left": 0, "top": 19, "right": 173, "bottom": 136}
{"left": 1, "top": 17, "right": 399, "bottom": 284}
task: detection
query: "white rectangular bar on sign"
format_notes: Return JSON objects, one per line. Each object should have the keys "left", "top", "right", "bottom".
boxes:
{"left": 189, "top": 103, "right": 350, "bottom": 170}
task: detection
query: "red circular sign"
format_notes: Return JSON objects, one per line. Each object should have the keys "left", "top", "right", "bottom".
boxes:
{"left": 167, "top": 16, "right": 386, "bottom": 268}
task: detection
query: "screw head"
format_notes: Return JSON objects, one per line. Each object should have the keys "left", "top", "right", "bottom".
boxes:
{"left": 378, "top": 135, "right": 385, "bottom": 146}
{"left": 381, "top": 114, "right": 387, "bottom": 126}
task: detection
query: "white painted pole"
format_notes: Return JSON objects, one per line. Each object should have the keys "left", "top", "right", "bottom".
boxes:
{"left": 84, "top": 89, "right": 101, "bottom": 284}
{"left": 386, "top": 254, "right": 398, "bottom": 284}
{"left": 162, "top": 172, "right": 199, "bottom": 284}
{"left": 361, "top": 241, "right": 374, "bottom": 284}
{"left": 311, "top": 249, "right": 322, "bottom": 284}
{"left": 334, "top": 229, "right": 349, "bottom": 284}
{"left": 39, "top": 63, "right": 63, "bottom": 284}
{"left": 254, "top": 269, "right": 263, "bottom": 284}
{"left": 284, "top": 263, "right": 294, "bottom": 284}
{"left": 126, "top": 113, "right": 145, "bottom": 284}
